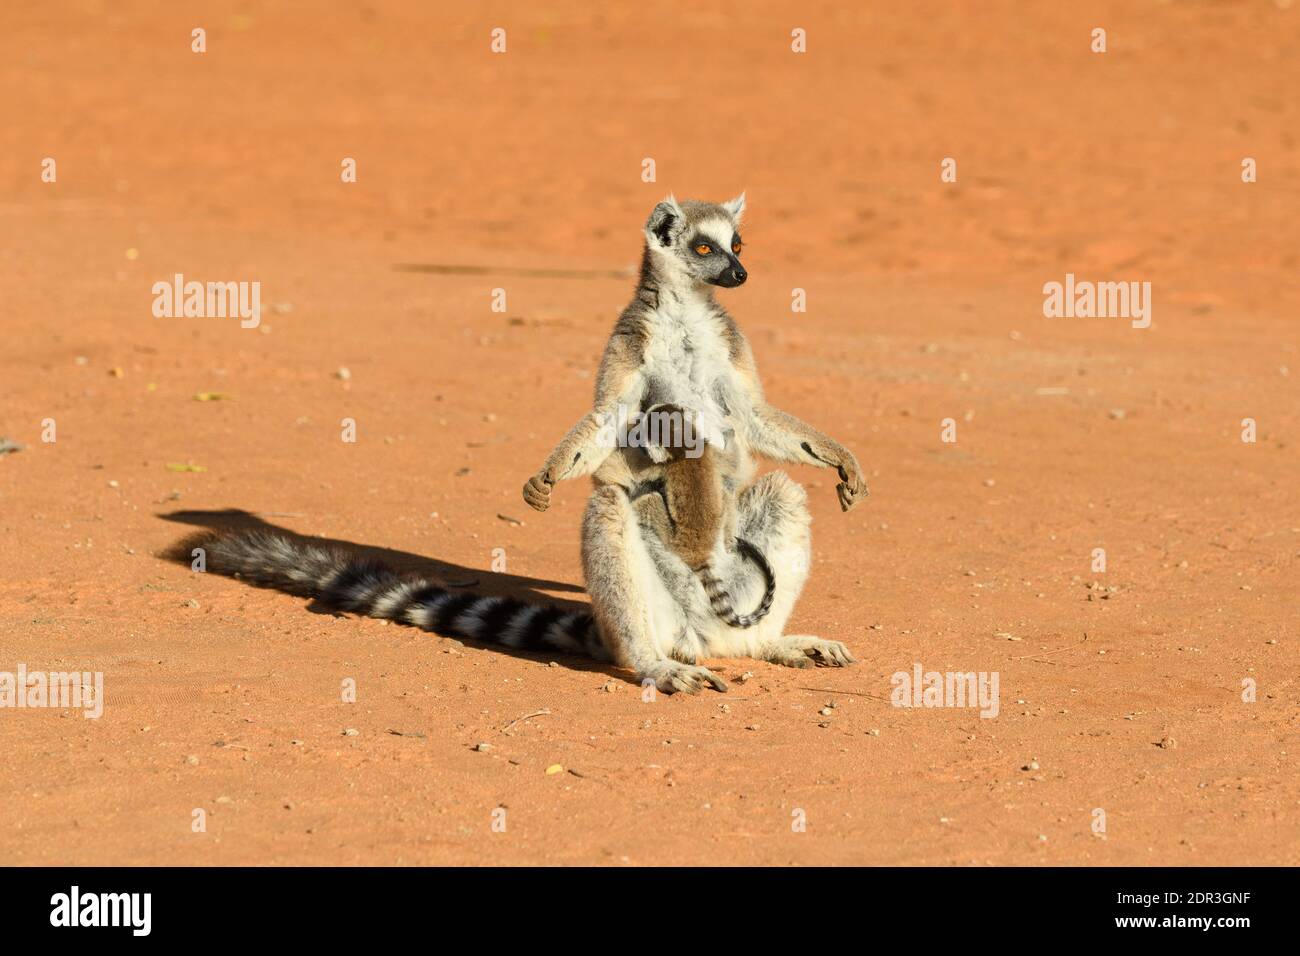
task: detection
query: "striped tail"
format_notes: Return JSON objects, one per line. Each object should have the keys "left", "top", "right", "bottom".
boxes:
{"left": 695, "top": 536, "right": 776, "bottom": 629}
{"left": 184, "top": 530, "right": 605, "bottom": 657}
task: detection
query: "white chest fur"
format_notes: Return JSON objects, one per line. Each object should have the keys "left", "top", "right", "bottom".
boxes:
{"left": 640, "top": 299, "right": 736, "bottom": 435}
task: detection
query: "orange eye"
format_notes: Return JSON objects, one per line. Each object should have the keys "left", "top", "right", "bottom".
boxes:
{"left": 732, "top": 242, "right": 742, "bottom": 254}
{"left": 694, "top": 243, "right": 712, "bottom": 255}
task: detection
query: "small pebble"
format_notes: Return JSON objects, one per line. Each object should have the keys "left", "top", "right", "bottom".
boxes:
{"left": 342, "top": 728, "right": 359, "bottom": 737}
{"left": 474, "top": 742, "right": 492, "bottom": 753}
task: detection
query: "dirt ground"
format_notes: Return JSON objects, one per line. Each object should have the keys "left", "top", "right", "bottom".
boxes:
{"left": 1, "top": 1, "right": 1297, "bottom": 866}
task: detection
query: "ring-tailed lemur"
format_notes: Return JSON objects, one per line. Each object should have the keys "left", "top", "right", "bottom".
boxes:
{"left": 523, "top": 194, "right": 868, "bottom": 693}
{"left": 175, "top": 195, "right": 867, "bottom": 694}
{"left": 627, "top": 403, "right": 775, "bottom": 629}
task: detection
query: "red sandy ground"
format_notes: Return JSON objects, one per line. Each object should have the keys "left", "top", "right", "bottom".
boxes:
{"left": 1, "top": 1, "right": 1297, "bottom": 865}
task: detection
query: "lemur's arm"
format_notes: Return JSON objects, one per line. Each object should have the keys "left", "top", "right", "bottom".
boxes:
{"left": 523, "top": 334, "right": 645, "bottom": 512}
{"left": 732, "top": 339, "right": 868, "bottom": 513}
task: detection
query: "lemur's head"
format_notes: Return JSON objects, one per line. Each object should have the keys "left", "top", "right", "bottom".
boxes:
{"left": 643, "top": 193, "right": 747, "bottom": 289}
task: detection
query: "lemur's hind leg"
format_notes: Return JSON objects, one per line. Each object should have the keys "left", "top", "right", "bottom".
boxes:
{"left": 582, "top": 485, "right": 727, "bottom": 694}
{"left": 723, "top": 470, "right": 857, "bottom": 669}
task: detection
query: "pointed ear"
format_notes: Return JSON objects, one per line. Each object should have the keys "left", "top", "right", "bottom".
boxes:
{"left": 645, "top": 195, "right": 685, "bottom": 247}
{"left": 722, "top": 191, "right": 746, "bottom": 223}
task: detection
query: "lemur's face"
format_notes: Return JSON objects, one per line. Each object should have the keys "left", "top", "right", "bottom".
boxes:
{"left": 684, "top": 221, "right": 746, "bottom": 288}
{"left": 644, "top": 194, "right": 748, "bottom": 289}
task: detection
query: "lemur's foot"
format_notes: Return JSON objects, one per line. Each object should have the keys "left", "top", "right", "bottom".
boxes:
{"left": 669, "top": 645, "right": 699, "bottom": 665}
{"left": 767, "top": 635, "right": 857, "bottom": 668}
{"left": 766, "top": 647, "right": 816, "bottom": 669}
{"left": 640, "top": 661, "right": 728, "bottom": 695}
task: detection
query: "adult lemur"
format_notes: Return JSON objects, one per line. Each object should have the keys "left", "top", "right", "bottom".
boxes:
{"left": 522, "top": 194, "right": 867, "bottom": 693}
{"left": 182, "top": 195, "right": 866, "bottom": 694}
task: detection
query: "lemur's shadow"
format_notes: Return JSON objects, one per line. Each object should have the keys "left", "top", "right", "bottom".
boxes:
{"left": 158, "top": 509, "right": 618, "bottom": 677}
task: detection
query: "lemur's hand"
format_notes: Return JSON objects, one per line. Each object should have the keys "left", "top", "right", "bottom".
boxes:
{"left": 834, "top": 453, "right": 869, "bottom": 512}
{"left": 522, "top": 466, "right": 556, "bottom": 512}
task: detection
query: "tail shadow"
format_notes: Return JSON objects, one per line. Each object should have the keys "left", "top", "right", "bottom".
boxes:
{"left": 158, "top": 508, "right": 616, "bottom": 676}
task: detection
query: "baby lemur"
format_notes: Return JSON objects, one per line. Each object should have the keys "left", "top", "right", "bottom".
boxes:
{"left": 175, "top": 194, "right": 868, "bottom": 695}
{"left": 628, "top": 403, "right": 775, "bottom": 630}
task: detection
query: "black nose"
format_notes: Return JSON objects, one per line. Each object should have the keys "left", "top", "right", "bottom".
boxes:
{"left": 731, "top": 267, "right": 747, "bottom": 284}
